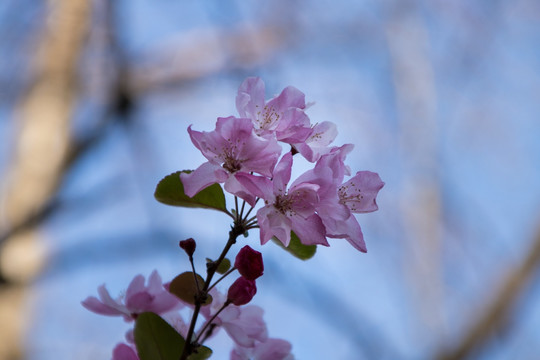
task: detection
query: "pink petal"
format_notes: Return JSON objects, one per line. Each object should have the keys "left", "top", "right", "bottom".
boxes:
{"left": 112, "top": 343, "right": 139, "bottom": 360}
{"left": 326, "top": 214, "right": 367, "bottom": 253}
{"left": 272, "top": 153, "right": 293, "bottom": 195}
{"left": 146, "top": 270, "right": 163, "bottom": 293}
{"left": 253, "top": 338, "right": 293, "bottom": 360}
{"left": 295, "top": 121, "right": 338, "bottom": 162}
{"left": 125, "top": 275, "right": 145, "bottom": 301}
{"left": 180, "top": 162, "right": 228, "bottom": 197}
{"left": 215, "top": 116, "right": 254, "bottom": 145}
{"left": 81, "top": 296, "right": 124, "bottom": 316}
{"left": 147, "top": 292, "right": 182, "bottom": 314}
{"left": 266, "top": 85, "right": 306, "bottom": 113}
{"left": 339, "top": 171, "right": 384, "bottom": 213}
{"left": 97, "top": 285, "right": 128, "bottom": 314}
{"left": 233, "top": 172, "right": 273, "bottom": 201}
{"left": 224, "top": 174, "right": 257, "bottom": 206}
{"left": 126, "top": 292, "right": 153, "bottom": 312}
{"left": 236, "top": 77, "right": 265, "bottom": 119}
{"left": 237, "top": 135, "right": 281, "bottom": 177}
{"left": 275, "top": 109, "right": 312, "bottom": 144}
{"left": 291, "top": 214, "right": 329, "bottom": 246}
{"left": 257, "top": 206, "right": 291, "bottom": 246}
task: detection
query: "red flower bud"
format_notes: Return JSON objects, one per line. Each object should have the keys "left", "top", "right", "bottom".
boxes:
{"left": 227, "top": 277, "right": 257, "bottom": 306}
{"left": 179, "top": 238, "right": 196, "bottom": 257}
{"left": 234, "top": 245, "right": 264, "bottom": 280}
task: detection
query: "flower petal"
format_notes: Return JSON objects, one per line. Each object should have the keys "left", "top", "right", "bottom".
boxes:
{"left": 180, "top": 162, "right": 228, "bottom": 197}
{"left": 291, "top": 214, "right": 329, "bottom": 246}
{"left": 339, "top": 171, "right": 384, "bottom": 213}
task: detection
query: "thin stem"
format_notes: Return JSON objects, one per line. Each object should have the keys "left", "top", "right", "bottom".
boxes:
{"left": 189, "top": 256, "right": 200, "bottom": 293}
{"left": 234, "top": 196, "right": 239, "bottom": 218}
{"left": 242, "top": 198, "right": 259, "bottom": 221}
{"left": 207, "top": 267, "right": 236, "bottom": 292}
{"left": 244, "top": 215, "right": 257, "bottom": 225}
{"left": 194, "top": 300, "right": 232, "bottom": 344}
{"left": 180, "top": 226, "right": 243, "bottom": 360}
{"left": 239, "top": 200, "right": 246, "bottom": 219}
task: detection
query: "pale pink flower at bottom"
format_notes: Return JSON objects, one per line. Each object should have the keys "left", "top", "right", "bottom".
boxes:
{"left": 230, "top": 338, "right": 294, "bottom": 360}
{"left": 112, "top": 343, "right": 139, "bottom": 360}
{"left": 199, "top": 289, "right": 268, "bottom": 347}
{"left": 81, "top": 270, "right": 182, "bottom": 322}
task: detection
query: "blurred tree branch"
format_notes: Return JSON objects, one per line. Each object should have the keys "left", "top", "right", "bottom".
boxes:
{"left": 437, "top": 225, "right": 540, "bottom": 360}
{"left": 0, "top": 0, "right": 90, "bottom": 358}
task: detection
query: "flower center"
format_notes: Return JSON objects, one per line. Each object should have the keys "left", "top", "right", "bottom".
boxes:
{"left": 255, "top": 105, "right": 280, "bottom": 131}
{"left": 223, "top": 155, "right": 242, "bottom": 173}
{"left": 338, "top": 184, "right": 364, "bottom": 212}
{"left": 274, "top": 194, "right": 294, "bottom": 215}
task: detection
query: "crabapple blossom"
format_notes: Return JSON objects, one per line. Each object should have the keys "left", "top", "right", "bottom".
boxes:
{"left": 291, "top": 144, "right": 384, "bottom": 252}
{"left": 112, "top": 343, "right": 139, "bottom": 360}
{"left": 180, "top": 116, "right": 281, "bottom": 205}
{"left": 293, "top": 121, "right": 338, "bottom": 162}
{"left": 81, "top": 270, "right": 181, "bottom": 322}
{"left": 339, "top": 171, "right": 385, "bottom": 213}
{"left": 84, "top": 76, "right": 384, "bottom": 360}
{"left": 200, "top": 289, "right": 268, "bottom": 347}
{"left": 236, "top": 77, "right": 312, "bottom": 144}
{"left": 230, "top": 338, "right": 294, "bottom": 360}
{"left": 237, "top": 152, "right": 328, "bottom": 247}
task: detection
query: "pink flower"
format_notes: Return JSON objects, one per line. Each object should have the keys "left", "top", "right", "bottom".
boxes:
{"left": 200, "top": 289, "right": 268, "bottom": 347}
{"left": 228, "top": 277, "right": 257, "bottom": 306}
{"left": 81, "top": 271, "right": 182, "bottom": 322}
{"left": 180, "top": 116, "right": 281, "bottom": 205}
{"left": 239, "top": 152, "right": 328, "bottom": 247}
{"left": 234, "top": 245, "right": 264, "bottom": 280}
{"left": 236, "top": 77, "right": 312, "bottom": 144}
{"left": 293, "top": 121, "right": 338, "bottom": 162}
{"left": 338, "top": 171, "right": 384, "bottom": 213}
{"left": 230, "top": 338, "right": 294, "bottom": 360}
{"left": 112, "top": 343, "right": 139, "bottom": 360}
{"left": 294, "top": 146, "right": 384, "bottom": 252}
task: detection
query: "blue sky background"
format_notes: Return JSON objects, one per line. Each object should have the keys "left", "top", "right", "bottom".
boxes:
{"left": 2, "top": 0, "right": 540, "bottom": 359}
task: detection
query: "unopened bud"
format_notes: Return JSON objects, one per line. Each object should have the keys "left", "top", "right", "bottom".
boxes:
{"left": 227, "top": 277, "right": 257, "bottom": 306}
{"left": 234, "top": 245, "right": 264, "bottom": 280}
{"left": 179, "top": 238, "right": 196, "bottom": 257}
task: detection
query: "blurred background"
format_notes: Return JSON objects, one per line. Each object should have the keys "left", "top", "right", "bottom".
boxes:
{"left": 1, "top": 0, "right": 540, "bottom": 359}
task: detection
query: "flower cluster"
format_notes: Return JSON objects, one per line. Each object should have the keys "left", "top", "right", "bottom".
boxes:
{"left": 83, "top": 77, "right": 383, "bottom": 360}
{"left": 182, "top": 77, "right": 384, "bottom": 252}
{"left": 84, "top": 246, "right": 290, "bottom": 360}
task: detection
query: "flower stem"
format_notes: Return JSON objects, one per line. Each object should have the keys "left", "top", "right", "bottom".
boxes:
{"left": 194, "top": 300, "right": 232, "bottom": 344}
{"left": 180, "top": 224, "right": 244, "bottom": 360}
{"left": 207, "top": 267, "right": 236, "bottom": 292}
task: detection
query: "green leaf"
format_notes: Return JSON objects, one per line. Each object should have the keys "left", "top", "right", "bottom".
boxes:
{"left": 154, "top": 171, "right": 228, "bottom": 213}
{"left": 134, "top": 312, "right": 213, "bottom": 360}
{"left": 216, "top": 258, "right": 231, "bottom": 274}
{"left": 169, "top": 272, "right": 212, "bottom": 306}
{"left": 272, "top": 231, "right": 317, "bottom": 260}
{"left": 187, "top": 346, "right": 213, "bottom": 360}
{"left": 134, "top": 312, "right": 184, "bottom": 360}
{"left": 206, "top": 257, "right": 231, "bottom": 274}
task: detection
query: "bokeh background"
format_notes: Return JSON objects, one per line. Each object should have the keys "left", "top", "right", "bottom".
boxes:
{"left": 1, "top": 0, "right": 540, "bottom": 359}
